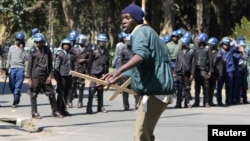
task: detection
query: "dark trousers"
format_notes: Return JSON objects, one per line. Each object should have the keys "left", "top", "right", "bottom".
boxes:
{"left": 216, "top": 71, "right": 234, "bottom": 105}
{"left": 87, "top": 73, "right": 104, "bottom": 112}
{"left": 29, "top": 76, "right": 58, "bottom": 114}
{"left": 208, "top": 75, "right": 217, "bottom": 105}
{"left": 238, "top": 70, "right": 248, "bottom": 102}
{"left": 57, "top": 76, "right": 72, "bottom": 113}
{"left": 232, "top": 70, "right": 240, "bottom": 103}
{"left": 194, "top": 69, "right": 210, "bottom": 105}
{"left": 175, "top": 73, "right": 192, "bottom": 107}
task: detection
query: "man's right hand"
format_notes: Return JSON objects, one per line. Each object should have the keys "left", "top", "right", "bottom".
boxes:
{"left": 28, "top": 78, "right": 33, "bottom": 88}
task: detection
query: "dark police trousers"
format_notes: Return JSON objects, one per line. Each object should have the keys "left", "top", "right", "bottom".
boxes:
{"left": 193, "top": 69, "right": 210, "bottom": 106}
{"left": 29, "top": 76, "right": 59, "bottom": 114}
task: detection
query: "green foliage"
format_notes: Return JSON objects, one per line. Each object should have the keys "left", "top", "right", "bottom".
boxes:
{"left": 233, "top": 16, "right": 250, "bottom": 43}
{"left": 0, "top": 0, "right": 32, "bottom": 29}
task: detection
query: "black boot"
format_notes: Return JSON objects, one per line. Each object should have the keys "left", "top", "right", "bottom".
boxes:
{"left": 49, "top": 94, "right": 64, "bottom": 118}
{"left": 97, "top": 88, "right": 107, "bottom": 113}
{"left": 77, "top": 85, "right": 84, "bottom": 108}
{"left": 122, "top": 92, "right": 130, "bottom": 111}
{"left": 68, "top": 87, "right": 74, "bottom": 108}
{"left": 30, "top": 92, "right": 41, "bottom": 119}
{"left": 174, "top": 87, "right": 182, "bottom": 108}
{"left": 86, "top": 87, "right": 96, "bottom": 114}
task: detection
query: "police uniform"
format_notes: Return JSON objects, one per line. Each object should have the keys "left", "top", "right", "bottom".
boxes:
{"left": 238, "top": 48, "right": 249, "bottom": 104}
{"left": 120, "top": 46, "right": 140, "bottom": 110}
{"left": 208, "top": 47, "right": 223, "bottom": 106}
{"left": 86, "top": 45, "right": 109, "bottom": 114}
{"left": 217, "top": 45, "right": 239, "bottom": 106}
{"left": 166, "top": 40, "right": 181, "bottom": 70}
{"left": 69, "top": 46, "right": 81, "bottom": 102}
{"left": 193, "top": 45, "right": 213, "bottom": 107}
{"left": 26, "top": 46, "right": 63, "bottom": 118}
{"left": 54, "top": 49, "right": 76, "bottom": 116}
{"left": 68, "top": 45, "right": 90, "bottom": 108}
{"left": 173, "top": 48, "right": 195, "bottom": 108}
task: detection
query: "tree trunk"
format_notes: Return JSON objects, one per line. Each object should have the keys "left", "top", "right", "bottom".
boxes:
{"left": 196, "top": 0, "right": 203, "bottom": 33}
{"left": 0, "top": 25, "right": 8, "bottom": 47}
{"left": 209, "top": 0, "right": 220, "bottom": 37}
{"left": 160, "top": 0, "right": 175, "bottom": 35}
{"left": 61, "top": 0, "right": 75, "bottom": 30}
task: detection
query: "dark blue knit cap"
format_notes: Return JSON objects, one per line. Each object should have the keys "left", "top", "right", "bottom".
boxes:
{"left": 122, "top": 4, "right": 144, "bottom": 24}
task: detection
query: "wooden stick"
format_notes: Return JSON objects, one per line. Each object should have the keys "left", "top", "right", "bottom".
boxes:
{"left": 108, "top": 77, "right": 132, "bottom": 101}
{"left": 69, "top": 71, "right": 137, "bottom": 101}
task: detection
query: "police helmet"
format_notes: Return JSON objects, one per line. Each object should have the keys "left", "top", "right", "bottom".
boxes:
{"left": 183, "top": 31, "right": 192, "bottom": 39}
{"left": 32, "top": 28, "right": 39, "bottom": 35}
{"left": 176, "top": 28, "right": 186, "bottom": 37}
{"left": 15, "top": 32, "right": 25, "bottom": 42}
{"left": 97, "top": 33, "right": 108, "bottom": 42}
{"left": 125, "top": 34, "right": 131, "bottom": 41}
{"left": 125, "top": 34, "right": 132, "bottom": 46}
{"left": 163, "top": 34, "right": 171, "bottom": 43}
{"left": 220, "top": 37, "right": 231, "bottom": 46}
{"left": 197, "top": 33, "right": 208, "bottom": 43}
{"left": 180, "top": 37, "right": 191, "bottom": 47}
{"left": 119, "top": 31, "right": 127, "bottom": 39}
{"left": 237, "top": 40, "right": 246, "bottom": 47}
{"left": 171, "top": 30, "right": 179, "bottom": 37}
{"left": 76, "top": 34, "right": 87, "bottom": 45}
{"left": 61, "top": 38, "right": 71, "bottom": 47}
{"left": 34, "top": 33, "right": 45, "bottom": 42}
{"left": 207, "top": 37, "right": 218, "bottom": 46}
{"left": 68, "top": 30, "right": 79, "bottom": 41}
{"left": 236, "top": 36, "right": 245, "bottom": 43}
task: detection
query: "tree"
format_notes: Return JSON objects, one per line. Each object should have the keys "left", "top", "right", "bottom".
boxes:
{"left": 0, "top": 0, "right": 33, "bottom": 46}
{"left": 233, "top": 16, "right": 250, "bottom": 42}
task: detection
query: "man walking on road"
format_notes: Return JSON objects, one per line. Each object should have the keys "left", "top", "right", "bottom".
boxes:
{"left": 102, "top": 4, "right": 175, "bottom": 141}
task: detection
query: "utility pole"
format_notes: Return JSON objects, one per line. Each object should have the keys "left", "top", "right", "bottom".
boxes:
{"left": 141, "top": 0, "right": 147, "bottom": 24}
{"left": 141, "top": 0, "right": 146, "bottom": 12}
{"left": 49, "top": 1, "right": 54, "bottom": 51}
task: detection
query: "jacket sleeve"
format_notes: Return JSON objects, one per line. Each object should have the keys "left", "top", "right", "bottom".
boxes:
{"left": 112, "top": 44, "right": 119, "bottom": 68}
{"left": 53, "top": 54, "right": 61, "bottom": 81}
{"left": 191, "top": 50, "right": 196, "bottom": 77}
{"left": 26, "top": 52, "right": 33, "bottom": 78}
{"left": 208, "top": 48, "right": 214, "bottom": 74}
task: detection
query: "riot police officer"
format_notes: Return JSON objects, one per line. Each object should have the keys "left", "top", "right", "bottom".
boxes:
{"left": 68, "top": 34, "right": 90, "bottom": 108}
{"left": 207, "top": 37, "right": 223, "bottom": 106}
{"left": 86, "top": 33, "right": 109, "bottom": 114}
{"left": 173, "top": 36, "right": 195, "bottom": 108}
{"left": 120, "top": 34, "right": 140, "bottom": 110}
{"left": 192, "top": 33, "right": 213, "bottom": 107}
{"left": 112, "top": 31, "right": 127, "bottom": 69}
{"left": 26, "top": 33, "right": 64, "bottom": 119}
{"left": 54, "top": 38, "right": 76, "bottom": 116}
{"left": 216, "top": 37, "right": 243, "bottom": 106}
{"left": 166, "top": 30, "right": 181, "bottom": 70}
{"left": 68, "top": 30, "right": 80, "bottom": 106}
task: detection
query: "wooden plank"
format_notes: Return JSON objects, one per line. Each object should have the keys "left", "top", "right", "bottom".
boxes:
{"left": 108, "top": 77, "right": 132, "bottom": 101}
{"left": 69, "top": 71, "right": 137, "bottom": 101}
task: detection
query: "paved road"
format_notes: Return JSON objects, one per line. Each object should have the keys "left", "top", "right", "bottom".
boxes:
{"left": 0, "top": 78, "right": 250, "bottom": 141}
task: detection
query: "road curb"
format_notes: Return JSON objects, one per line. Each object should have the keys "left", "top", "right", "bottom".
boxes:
{"left": 0, "top": 116, "right": 39, "bottom": 132}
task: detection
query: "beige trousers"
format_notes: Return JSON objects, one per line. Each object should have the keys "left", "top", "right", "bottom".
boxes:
{"left": 134, "top": 95, "right": 168, "bottom": 141}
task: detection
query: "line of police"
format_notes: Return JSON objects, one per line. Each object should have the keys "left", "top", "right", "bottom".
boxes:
{"left": 160, "top": 28, "right": 249, "bottom": 108}
{"left": 47, "top": 30, "right": 111, "bottom": 117}
{"left": 2, "top": 27, "right": 249, "bottom": 118}
{"left": 3, "top": 28, "right": 135, "bottom": 119}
